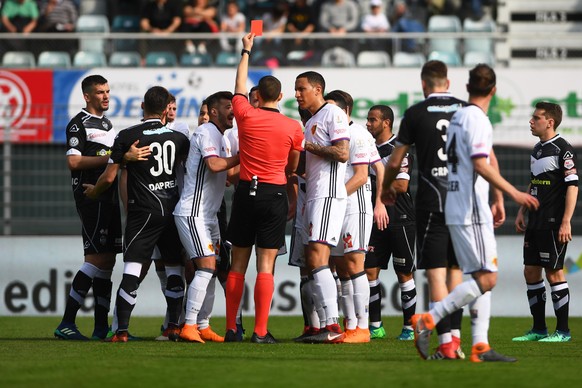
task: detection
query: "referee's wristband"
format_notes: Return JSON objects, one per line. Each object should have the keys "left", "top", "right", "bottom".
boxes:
{"left": 241, "top": 49, "right": 251, "bottom": 57}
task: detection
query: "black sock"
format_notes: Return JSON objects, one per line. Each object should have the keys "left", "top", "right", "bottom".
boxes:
{"left": 527, "top": 280, "right": 547, "bottom": 332}
{"left": 400, "top": 283, "right": 417, "bottom": 327}
{"left": 369, "top": 280, "right": 382, "bottom": 325}
{"left": 92, "top": 275, "right": 112, "bottom": 330}
{"left": 550, "top": 281, "right": 570, "bottom": 333}
{"left": 63, "top": 270, "right": 93, "bottom": 323}
{"left": 450, "top": 307, "right": 463, "bottom": 334}
{"left": 116, "top": 273, "right": 140, "bottom": 332}
{"left": 165, "top": 274, "right": 185, "bottom": 327}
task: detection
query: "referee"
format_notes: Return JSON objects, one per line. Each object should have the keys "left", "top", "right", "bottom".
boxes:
{"left": 224, "top": 32, "right": 304, "bottom": 343}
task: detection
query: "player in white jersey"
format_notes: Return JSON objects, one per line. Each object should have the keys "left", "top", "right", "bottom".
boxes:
{"left": 295, "top": 71, "right": 350, "bottom": 344}
{"left": 411, "top": 64, "right": 539, "bottom": 362}
{"left": 173, "top": 91, "right": 240, "bottom": 343}
{"left": 326, "top": 90, "right": 381, "bottom": 343}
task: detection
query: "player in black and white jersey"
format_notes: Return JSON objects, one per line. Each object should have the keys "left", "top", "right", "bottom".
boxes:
{"left": 84, "top": 86, "right": 190, "bottom": 342}
{"left": 365, "top": 104, "right": 416, "bottom": 341}
{"left": 382, "top": 61, "right": 468, "bottom": 359}
{"left": 512, "top": 102, "right": 579, "bottom": 343}
{"left": 55, "top": 75, "right": 122, "bottom": 341}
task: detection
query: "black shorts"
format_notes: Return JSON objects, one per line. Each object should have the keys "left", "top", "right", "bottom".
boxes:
{"left": 365, "top": 224, "right": 416, "bottom": 273}
{"left": 77, "top": 201, "right": 122, "bottom": 255}
{"left": 216, "top": 197, "right": 231, "bottom": 272}
{"left": 124, "top": 211, "right": 183, "bottom": 265}
{"left": 524, "top": 229, "right": 567, "bottom": 269}
{"left": 415, "top": 210, "right": 459, "bottom": 270}
{"left": 227, "top": 180, "right": 288, "bottom": 249}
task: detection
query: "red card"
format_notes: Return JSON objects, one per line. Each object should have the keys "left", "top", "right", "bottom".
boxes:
{"left": 251, "top": 20, "right": 263, "bottom": 36}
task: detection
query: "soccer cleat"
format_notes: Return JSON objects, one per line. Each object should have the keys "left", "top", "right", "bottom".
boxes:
{"left": 452, "top": 336, "right": 465, "bottom": 359}
{"left": 104, "top": 331, "right": 129, "bottom": 343}
{"left": 224, "top": 329, "right": 242, "bottom": 342}
{"left": 302, "top": 324, "right": 345, "bottom": 344}
{"left": 178, "top": 324, "right": 205, "bottom": 343}
{"left": 397, "top": 328, "right": 414, "bottom": 341}
{"left": 236, "top": 323, "right": 246, "bottom": 341}
{"left": 343, "top": 327, "right": 371, "bottom": 343}
{"left": 250, "top": 331, "right": 277, "bottom": 344}
{"left": 199, "top": 326, "right": 225, "bottom": 342}
{"left": 293, "top": 327, "right": 320, "bottom": 342}
{"left": 512, "top": 330, "right": 548, "bottom": 342}
{"left": 411, "top": 313, "right": 435, "bottom": 360}
{"left": 156, "top": 325, "right": 180, "bottom": 341}
{"left": 538, "top": 330, "right": 571, "bottom": 342}
{"left": 369, "top": 323, "right": 386, "bottom": 339}
{"left": 91, "top": 326, "right": 110, "bottom": 340}
{"left": 54, "top": 322, "right": 89, "bottom": 341}
{"left": 470, "top": 343, "right": 517, "bottom": 362}
{"left": 427, "top": 342, "right": 456, "bottom": 360}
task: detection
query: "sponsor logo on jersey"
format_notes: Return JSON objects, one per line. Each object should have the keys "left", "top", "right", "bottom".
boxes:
{"left": 564, "top": 159, "right": 574, "bottom": 169}
{"left": 88, "top": 131, "right": 107, "bottom": 140}
{"left": 143, "top": 127, "right": 172, "bottom": 135}
{"left": 69, "top": 124, "right": 79, "bottom": 133}
{"left": 531, "top": 178, "right": 550, "bottom": 185}
{"left": 69, "top": 137, "right": 79, "bottom": 147}
{"left": 427, "top": 103, "right": 463, "bottom": 113}
{"left": 96, "top": 149, "right": 111, "bottom": 156}
{"left": 204, "top": 146, "right": 217, "bottom": 153}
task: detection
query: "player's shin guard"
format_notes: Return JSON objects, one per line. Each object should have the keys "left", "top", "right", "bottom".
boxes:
{"left": 226, "top": 271, "right": 245, "bottom": 331}
{"left": 368, "top": 278, "right": 382, "bottom": 327}
{"left": 352, "top": 272, "right": 370, "bottom": 329}
{"left": 116, "top": 273, "right": 140, "bottom": 332}
{"left": 527, "top": 280, "right": 547, "bottom": 332}
{"left": 198, "top": 275, "right": 216, "bottom": 329}
{"left": 550, "top": 282, "right": 570, "bottom": 333}
{"left": 399, "top": 278, "right": 416, "bottom": 327}
{"left": 469, "top": 291, "right": 491, "bottom": 346}
{"left": 340, "top": 278, "right": 356, "bottom": 330}
{"left": 92, "top": 269, "right": 113, "bottom": 330}
{"left": 165, "top": 271, "right": 185, "bottom": 327}
{"left": 254, "top": 272, "right": 274, "bottom": 337}
{"left": 63, "top": 263, "right": 99, "bottom": 323}
{"left": 312, "top": 266, "right": 340, "bottom": 326}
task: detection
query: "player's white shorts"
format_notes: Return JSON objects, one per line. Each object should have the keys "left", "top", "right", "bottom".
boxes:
{"left": 305, "top": 197, "right": 346, "bottom": 247}
{"left": 447, "top": 223, "right": 498, "bottom": 274}
{"left": 175, "top": 215, "right": 219, "bottom": 259}
{"left": 331, "top": 212, "right": 373, "bottom": 256}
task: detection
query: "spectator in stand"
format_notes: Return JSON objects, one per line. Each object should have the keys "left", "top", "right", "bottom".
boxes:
{"left": 140, "top": 0, "right": 183, "bottom": 53}
{"left": 286, "top": 0, "right": 316, "bottom": 51}
{"left": 0, "top": 0, "right": 39, "bottom": 51}
{"left": 182, "top": 0, "right": 219, "bottom": 54}
{"left": 318, "top": 0, "right": 359, "bottom": 50}
{"left": 390, "top": 0, "right": 426, "bottom": 53}
{"left": 37, "top": 0, "right": 77, "bottom": 32}
{"left": 220, "top": 0, "right": 246, "bottom": 53}
{"left": 361, "top": 0, "right": 390, "bottom": 51}
{"left": 256, "top": 0, "right": 288, "bottom": 56}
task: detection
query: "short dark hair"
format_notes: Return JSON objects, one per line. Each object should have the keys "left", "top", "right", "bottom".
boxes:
{"left": 324, "top": 90, "right": 348, "bottom": 112}
{"left": 467, "top": 64, "right": 496, "bottom": 97}
{"left": 143, "top": 86, "right": 171, "bottom": 116}
{"left": 81, "top": 74, "right": 108, "bottom": 93}
{"left": 421, "top": 60, "right": 447, "bottom": 89}
{"left": 257, "top": 75, "right": 281, "bottom": 102}
{"left": 168, "top": 93, "right": 176, "bottom": 104}
{"left": 296, "top": 71, "right": 325, "bottom": 94}
{"left": 206, "top": 91, "right": 233, "bottom": 111}
{"left": 370, "top": 104, "right": 394, "bottom": 128}
{"left": 536, "top": 101, "right": 563, "bottom": 129}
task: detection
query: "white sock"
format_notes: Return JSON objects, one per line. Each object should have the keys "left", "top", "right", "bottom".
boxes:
{"left": 301, "top": 277, "right": 318, "bottom": 327}
{"left": 430, "top": 278, "right": 483, "bottom": 325}
{"left": 197, "top": 275, "right": 216, "bottom": 330}
{"left": 469, "top": 291, "right": 491, "bottom": 346}
{"left": 352, "top": 273, "right": 370, "bottom": 329}
{"left": 312, "top": 267, "right": 339, "bottom": 326}
{"left": 340, "top": 279, "right": 356, "bottom": 330}
{"left": 184, "top": 270, "right": 212, "bottom": 325}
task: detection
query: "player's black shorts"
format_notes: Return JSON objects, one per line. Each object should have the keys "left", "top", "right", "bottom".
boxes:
{"left": 124, "top": 211, "right": 183, "bottom": 265}
{"left": 77, "top": 201, "right": 122, "bottom": 256}
{"left": 365, "top": 224, "right": 416, "bottom": 273}
{"left": 217, "top": 197, "right": 231, "bottom": 272}
{"left": 227, "top": 180, "right": 288, "bottom": 249}
{"left": 523, "top": 229, "right": 567, "bottom": 269}
{"left": 415, "top": 210, "right": 459, "bottom": 270}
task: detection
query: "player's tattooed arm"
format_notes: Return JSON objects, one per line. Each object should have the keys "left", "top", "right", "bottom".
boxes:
{"left": 304, "top": 139, "right": 348, "bottom": 162}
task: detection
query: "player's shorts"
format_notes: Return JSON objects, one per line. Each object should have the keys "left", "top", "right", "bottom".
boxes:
{"left": 416, "top": 210, "right": 459, "bottom": 270}
{"left": 124, "top": 211, "right": 183, "bottom": 265}
{"left": 175, "top": 215, "right": 219, "bottom": 259}
{"left": 523, "top": 229, "right": 567, "bottom": 269}
{"left": 216, "top": 197, "right": 231, "bottom": 270}
{"left": 227, "top": 181, "right": 288, "bottom": 249}
{"left": 305, "top": 197, "right": 346, "bottom": 247}
{"left": 77, "top": 201, "right": 122, "bottom": 256}
{"left": 365, "top": 224, "right": 416, "bottom": 273}
{"left": 331, "top": 212, "right": 373, "bottom": 256}
{"left": 448, "top": 223, "right": 498, "bottom": 274}
{"left": 288, "top": 183, "right": 307, "bottom": 267}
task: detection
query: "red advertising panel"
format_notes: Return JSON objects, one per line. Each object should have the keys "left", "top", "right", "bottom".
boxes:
{"left": 0, "top": 70, "right": 53, "bottom": 143}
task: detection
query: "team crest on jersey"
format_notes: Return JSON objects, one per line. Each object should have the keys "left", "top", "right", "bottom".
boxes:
{"left": 564, "top": 159, "right": 574, "bottom": 170}
{"left": 343, "top": 233, "right": 353, "bottom": 249}
{"left": 208, "top": 242, "right": 215, "bottom": 253}
{"left": 69, "top": 137, "right": 79, "bottom": 147}
{"left": 102, "top": 121, "right": 109, "bottom": 130}
{"left": 310, "top": 124, "right": 317, "bottom": 135}
{"left": 336, "top": 115, "right": 343, "bottom": 123}
{"left": 69, "top": 124, "right": 79, "bottom": 133}
{"left": 536, "top": 149, "right": 542, "bottom": 158}
{"left": 492, "top": 257, "right": 498, "bottom": 268}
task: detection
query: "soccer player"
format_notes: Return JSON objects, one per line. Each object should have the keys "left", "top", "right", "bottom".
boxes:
{"left": 173, "top": 91, "right": 240, "bottom": 343}
{"left": 410, "top": 64, "right": 539, "bottom": 362}
{"left": 55, "top": 75, "right": 121, "bottom": 341}
{"left": 295, "top": 70, "right": 350, "bottom": 344}
{"left": 365, "top": 104, "right": 416, "bottom": 341}
{"left": 326, "top": 90, "right": 380, "bottom": 343}
{"left": 512, "top": 102, "right": 578, "bottom": 343}
{"left": 382, "top": 60, "right": 468, "bottom": 359}
{"left": 84, "top": 85, "right": 190, "bottom": 342}
{"left": 224, "top": 33, "right": 304, "bottom": 343}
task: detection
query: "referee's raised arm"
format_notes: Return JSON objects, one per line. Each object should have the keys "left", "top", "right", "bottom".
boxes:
{"left": 235, "top": 33, "right": 255, "bottom": 96}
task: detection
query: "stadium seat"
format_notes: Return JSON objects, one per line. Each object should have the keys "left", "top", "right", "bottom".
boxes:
{"left": 109, "top": 51, "right": 142, "bottom": 67}
{"left": 76, "top": 14, "right": 110, "bottom": 52}
{"left": 180, "top": 52, "right": 213, "bottom": 67}
{"left": 428, "top": 51, "right": 462, "bottom": 67}
{"left": 215, "top": 51, "right": 239, "bottom": 67}
{"left": 112, "top": 15, "right": 141, "bottom": 51}
{"left": 321, "top": 46, "right": 356, "bottom": 67}
{"left": 286, "top": 50, "right": 319, "bottom": 66}
{"left": 356, "top": 51, "right": 391, "bottom": 67}
{"left": 79, "top": 0, "right": 107, "bottom": 16}
{"left": 463, "top": 18, "right": 496, "bottom": 54}
{"left": 73, "top": 51, "right": 107, "bottom": 68}
{"left": 427, "top": 15, "right": 462, "bottom": 58}
{"left": 37, "top": 51, "right": 71, "bottom": 68}
{"left": 463, "top": 51, "right": 496, "bottom": 67}
{"left": 393, "top": 51, "right": 426, "bottom": 67}
{"left": 145, "top": 51, "right": 178, "bottom": 67}
{"left": 249, "top": 49, "right": 285, "bottom": 67}
{"left": 1, "top": 51, "right": 35, "bottom": 68}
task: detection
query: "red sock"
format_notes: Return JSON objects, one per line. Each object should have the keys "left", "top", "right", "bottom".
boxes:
{"left": 226, "top": 271, "right": 245, "bottom": 332}
{"left": 254, "top": 272, "right": 274, "bottom": 337}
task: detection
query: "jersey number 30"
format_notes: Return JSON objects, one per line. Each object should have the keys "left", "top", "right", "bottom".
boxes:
{"left": 150, "top": 141, "right": 176, "bottom": 176}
